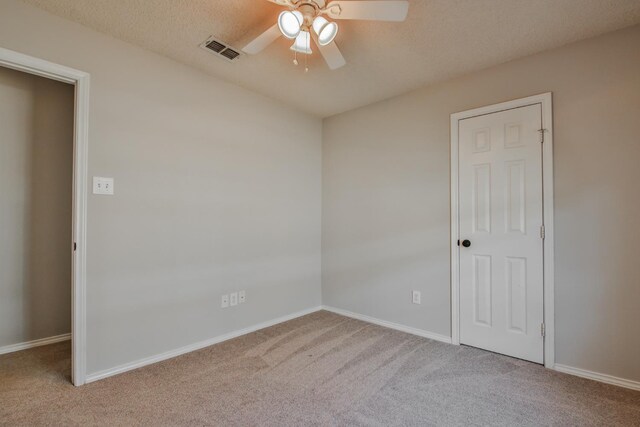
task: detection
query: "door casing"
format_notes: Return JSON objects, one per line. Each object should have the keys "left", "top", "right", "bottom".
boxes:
{"left": 0, "top": 46, "right": 89, "bottom": 385}
{"left": 450, "top": 93, "right": 554, "bottom": 369}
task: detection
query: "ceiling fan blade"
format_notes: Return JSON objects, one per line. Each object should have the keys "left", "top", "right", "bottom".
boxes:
{"left": 242, "top": 24, "right": 282, "bottom": 55}
{"left": 324, "top": 1, "right": 409, "bottom": 21}
{"left": 312, "top": 35, "right": 346, "bottom": 70}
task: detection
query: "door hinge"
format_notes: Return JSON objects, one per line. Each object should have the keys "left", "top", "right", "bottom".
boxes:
{"left": 541, "top": 323, "right": 546, "bottom": 337}
{"left": 540, "top": 225, "right": 545, "bottom": 239}
{"left": 538, "top": 128, "right": 547, "bottom": 143}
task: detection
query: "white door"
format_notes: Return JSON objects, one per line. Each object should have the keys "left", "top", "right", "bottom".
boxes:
{"left": 458, "top": 104, "right": 544, "bottom": 363}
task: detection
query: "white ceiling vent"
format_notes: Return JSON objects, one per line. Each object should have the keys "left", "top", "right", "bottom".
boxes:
{"left": 200, "top": 36, "right": 243, "bottom": 63}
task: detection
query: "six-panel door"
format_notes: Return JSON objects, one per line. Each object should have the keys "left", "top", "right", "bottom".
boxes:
{"left": 458, "top": 104, "right": 544, "bottom": 364}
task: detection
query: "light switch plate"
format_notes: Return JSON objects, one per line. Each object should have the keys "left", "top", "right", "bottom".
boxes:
{"left": 412, "top": 290, "right": 421, "bottom": 305}
{"left": 93, "top": 177, "right": 114, "bottom": 195}
{"left": 239, "top": 290, "right": 246, "bottom": 304}
{"left": 230, "top": 292, "right": 238, "bottom": 306}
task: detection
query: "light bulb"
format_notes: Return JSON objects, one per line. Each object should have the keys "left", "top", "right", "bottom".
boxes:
{"left": 278, "top": 11, "right": 303, "bottom": 39}
{"left": 312, "top": 16, "right": 338, "bottom": 46}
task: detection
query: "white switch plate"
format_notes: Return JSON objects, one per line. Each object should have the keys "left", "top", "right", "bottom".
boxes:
{"left": 221, "top": 294, "right": 229, "bottom": 308}
{"left": 239, "top": 290, "right": 246, "bottom": 304}
{"left": 230, "top": 292, "right": 238, "bottom": 306}
{"left": 412, "top": 290, "right": 421, "bottom": 304}
{"left": 93, "top": 177, "right": 114, "bottom": 195}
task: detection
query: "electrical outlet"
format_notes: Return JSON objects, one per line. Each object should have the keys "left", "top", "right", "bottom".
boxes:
{"left": 92, "top": 176, "right": 114, "bottom": 195}
{"left": 412, "top": 290, "right": 421, "bottom": 304}
{"left": 230, "top": 292, "right": 238, "bottom": 306}
{"left": 239, "top": 290, "right": 246, "bottom": 304}
{"left": 221, "top": 294, "right": 229, "bottom": 308}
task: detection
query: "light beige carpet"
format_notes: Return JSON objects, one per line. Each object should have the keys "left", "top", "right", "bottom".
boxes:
{"left": 1, "top": 310, "right": 639, "bottom": 426}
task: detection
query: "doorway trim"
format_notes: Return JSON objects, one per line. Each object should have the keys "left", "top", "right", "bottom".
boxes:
{"left": 0, "top": 46, "right": 89, "bottom": 385}
{"left": 450, "top": 93, "right": 555, "bottom": 368}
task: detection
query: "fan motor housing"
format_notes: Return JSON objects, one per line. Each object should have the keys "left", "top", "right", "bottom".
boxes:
{"left": 297, "top": 4, "right": 320, "bottom": 27}
{"left": 293, "top": 0, "right": 326, "bottom": 8}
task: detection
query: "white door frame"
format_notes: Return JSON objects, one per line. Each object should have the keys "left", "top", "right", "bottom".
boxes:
{"left": 450, "top": 93, "right": 555, "bottom": 369}
{"left": 0, "top": 47, "right": 89, "bottom": 385}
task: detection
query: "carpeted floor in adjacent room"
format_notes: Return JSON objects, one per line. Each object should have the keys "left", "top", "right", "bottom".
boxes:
{"left": 1, "top": 310, "right": 639, "bottom": 426}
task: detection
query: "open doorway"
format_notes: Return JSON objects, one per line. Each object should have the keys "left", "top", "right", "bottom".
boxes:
{"left": 0, "top": 47, "right": 88, "bottom": 385}
{"left": 0, "top": 65, "right": 74, "bottom": 381}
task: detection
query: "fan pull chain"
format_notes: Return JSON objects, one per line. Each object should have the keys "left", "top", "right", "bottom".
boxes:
{"left": 305, "top": 51, "right": 309, "bottom": 73}
{"left": 293, "top": 50, "right": 299, "bottom": 66}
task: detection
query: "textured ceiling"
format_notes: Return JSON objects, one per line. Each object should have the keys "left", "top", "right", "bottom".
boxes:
{"left": 21, "top": 0, "right": 640, "bottom": 117}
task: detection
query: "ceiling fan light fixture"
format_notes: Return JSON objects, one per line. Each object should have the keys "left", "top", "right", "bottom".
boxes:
{"left": 319, "top": 22, "right": 338, "bottom": 46}
{"left": 312, "top": 16, "right": 338, "bottom": 46}
{"left": 278, "top": 10, "right": 303, "bottom": 39}
{"left": 290, "top": 30, "right": 312, "bottom": 54}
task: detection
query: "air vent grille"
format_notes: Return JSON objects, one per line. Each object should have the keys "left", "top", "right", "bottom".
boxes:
{"left": 200, "top": 36, "right": 243, "bottom": 63}
{"left": 206, "top": 40, "right": 226, "bottom": 53}
{"left": 220, "top": 48, "right": 240, "bottom": 60}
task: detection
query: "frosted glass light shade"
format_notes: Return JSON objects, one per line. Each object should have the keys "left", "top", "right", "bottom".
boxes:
{"left": 312, "top": 16, "right": 329, "bottom": 35}
{"left": 278, "top": 11, "right": 304, "bottom": 39}
{"left": 290, "top": 30, "right": 312, "bottom": 54}
{"left": 312, "top": 16, "right": 338, "bottom": 46}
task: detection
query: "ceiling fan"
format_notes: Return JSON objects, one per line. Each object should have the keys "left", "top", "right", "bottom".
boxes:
{"left": 242, "top": 0, "right": 409, "bottom": 71}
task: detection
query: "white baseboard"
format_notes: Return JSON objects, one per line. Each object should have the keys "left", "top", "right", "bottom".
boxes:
{"left": 554, "top": 364, "right": 640, "bottom": 391}
{"left": 0, "top": 333, "right": 71, "bottom": 355}
{"left": 322, "top": 305, "right": 452, "bottom": 344}
{"left": 85, "top": 306, "right": 323, "bottom": 383}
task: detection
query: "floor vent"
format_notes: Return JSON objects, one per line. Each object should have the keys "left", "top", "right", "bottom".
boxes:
{"left": 200, "top": 36, "right": 243, "bottom": 63}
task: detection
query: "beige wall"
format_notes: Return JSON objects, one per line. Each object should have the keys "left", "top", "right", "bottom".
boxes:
{"left": 0, "top": 67, "right": 74, "bottom": 348}
{"left": 323, "top": 25, "right": 640, "bottom": 382}
{"left": 0, "top": 0, "right": 322, "bottom": 374}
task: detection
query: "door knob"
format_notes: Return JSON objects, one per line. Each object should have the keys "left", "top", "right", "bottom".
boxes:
{"left": 462, "top": 239, "right": 471, "bottom": 248}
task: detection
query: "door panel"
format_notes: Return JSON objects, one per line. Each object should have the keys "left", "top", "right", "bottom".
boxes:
{"left": 473, "top": 164, "right": 491, "bottom": 233}
{"left": 459, "top": 104, "right": 544, "bottom": 364}
{"left": 473, "top": 254, "right": 492, "bottom": 326}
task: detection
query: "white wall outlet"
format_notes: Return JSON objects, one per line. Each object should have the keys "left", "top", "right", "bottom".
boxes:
{"left": 93, "top": 176, "right": 114, "bottom": 195}
{"left": 230, "top": 292, "right": 238, "bottom": 306}
{"left": 412, "top": 290, "right": 421, "bottom": 304}
{"left": 239, "top": 290, "right": 246, "bottom": 304}
{"left": 221, "top": 294, "right": 229, "bottom": 308}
